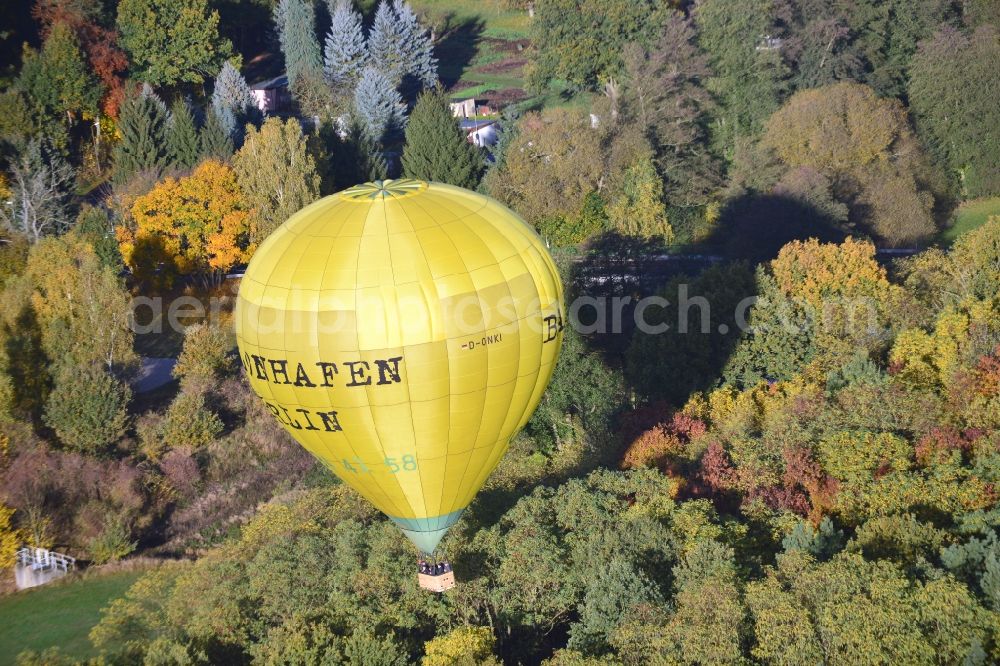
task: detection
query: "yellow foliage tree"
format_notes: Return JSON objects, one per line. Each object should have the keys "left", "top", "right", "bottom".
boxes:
{"left": 768, "top": 237, "right": 908, "bottom": 371}
{"left": 606, "top": 157, "right": 673, "bottom": 243}
{"left": 22, "top": 235, "right": 137, "bottom": 372}
{"left": 770, "top": 237, "right": 888, "bottom": 308}
{"left": 422, "top": 626, "right": 499, "bottom": 666}
{"left": 890, "top": 298, "right": 1000, "bottom": 390}
{"left": 0, "top": 503, "right": 23, "bottom": 569}
{"left": 120, "top": 160, "right": 251, "bottom": 282}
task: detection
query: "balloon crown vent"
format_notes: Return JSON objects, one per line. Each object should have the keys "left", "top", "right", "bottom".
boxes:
{"left": 341, "top": 178, "right": 428, "bottom": 201}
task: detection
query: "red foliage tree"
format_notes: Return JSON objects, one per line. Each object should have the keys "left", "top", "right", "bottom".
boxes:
{"left": 782, "top": 445, "right": 839, "bottom": 524}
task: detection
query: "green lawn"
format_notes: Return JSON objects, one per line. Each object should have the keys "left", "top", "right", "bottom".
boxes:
{"left": 0, "top": 571, "right": 143, "bottom": 664}
{"left": 939, "top": 197, "right": 1000, "bottom": 246}
{"left": 411, "top": 0, "right": 532, "bottom": 39}
{"left": 411, "top": 0, "right": 592, "bottom": 114}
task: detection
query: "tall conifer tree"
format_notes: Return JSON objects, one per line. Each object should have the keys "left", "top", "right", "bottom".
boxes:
{"left": 323, "top": 0, "right": 367, "bottom": 85}
{"left": 166, "top": 98, "right": 201, "bottom": 170}
{"left": 402, "top": 89, "right": 480, "bottom": 188}
{"left": 112, "top": 84, "right": 168, "bottom": 183}
{"left": 273, "top": 0, "right": 323, "bottom": 87}
{"left": 353, "top": 65, "right": 406, "bottom": 144}
{"left": 200, "top": 106, "right": 235, "bottom": 161}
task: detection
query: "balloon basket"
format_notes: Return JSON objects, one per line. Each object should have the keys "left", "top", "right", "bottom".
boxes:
{"left": 418, "top": 570, "right": 456, "bottom": 593}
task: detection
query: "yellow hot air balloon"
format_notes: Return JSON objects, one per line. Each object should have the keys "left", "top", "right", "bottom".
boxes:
{"left": 234, "top": 179, "right": 564, "bottom": 555}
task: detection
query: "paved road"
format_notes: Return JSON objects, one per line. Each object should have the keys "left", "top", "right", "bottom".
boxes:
{"left": 133, "top": 357, "right": 177, "bottom": 393}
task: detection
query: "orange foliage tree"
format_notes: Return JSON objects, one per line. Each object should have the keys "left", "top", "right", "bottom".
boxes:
{"left": 770, "top": 237, "right": 889, "bottom": 308}
{"left": 119, "top": 160, "right": 251, "bottom": 286}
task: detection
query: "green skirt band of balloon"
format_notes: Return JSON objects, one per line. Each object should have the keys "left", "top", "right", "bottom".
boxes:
{"left": 389, "top": 508, "right": 465, "bottom": 554}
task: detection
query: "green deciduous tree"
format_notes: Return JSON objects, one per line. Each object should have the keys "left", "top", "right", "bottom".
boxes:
{"left": 72, "top": 205, "right": 123, "bottom": 271}
{"left": 402, "top": 89, "right": 482, "bottom": 188}
{"left": 18, "top": 22, "right": 101, "bottom": 121}
{"left": 747, "top": 551, "right": 991, "bottom": 664}
{"left": 528, "top": 0, "right": 672, "bottom": 91}
{"left": 526, "top": 323, "right": 626, "bottom": 451}
{"left": 43, "top": 363, "right": 130, "bottom": 454}
{"left": 568, "top": 558, "right": 662, "bottom": 655}
{"left": 695, "top": 0, "right": 788, "bottom": 154}
{"left": 908, "top": 25, "right": 1000, "bottom": 198}
{"left": 116, "top": 0, "right": 233, "bottom": 86}
{"left": 233, "top": 117, "right": 320, "bottom": 243}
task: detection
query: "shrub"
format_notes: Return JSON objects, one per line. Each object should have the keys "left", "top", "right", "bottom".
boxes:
{"left": 172, "top": 323, "right": 235, "bottom": 390}
{"left": 87, "top": 511, "right": 137, "bottom": 564}
{"left": 43, "top": 364, "right": 131, "bottom": 455}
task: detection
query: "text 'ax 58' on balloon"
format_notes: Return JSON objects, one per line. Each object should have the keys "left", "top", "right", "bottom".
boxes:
{"left": 234, "top": 179, "right": 564, "bottom": 554}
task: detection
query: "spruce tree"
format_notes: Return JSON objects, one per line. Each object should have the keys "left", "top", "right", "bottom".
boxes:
{"left": 166, "top": 98, "right": 201, "bottom": 170}
{"left": 367, "top": 0, "right": 406, "bottom": 84}
{"left": 353, "top": 65, "right": 406, "bottom": 144}
{"left": 346, "top": 121, "right": 389, "bottom": 183}
{"left": 402, "top": 88, "right": 481, "bottom": 188}
{"left": 273, "top": 0, "right": 323, "bottom": 87}
{"left": 212, "top": 62, "right": 258, "bottom": 123}
{"left": 323, "top": 0, "right": 367, "bottom": 85}
{"left": 200, "top": 106, "right": 235, "bottom": 160}
{"left": 112, "top": 84, "right": 168, "bottom": 184}
{"left": 393, "top": 0, "right": 437, "bottom": 89}
{"left": 367, "top": 0, "right": 437, "bottom": 90}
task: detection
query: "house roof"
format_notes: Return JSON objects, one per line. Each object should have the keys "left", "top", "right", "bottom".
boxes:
{"left": 251, "top": 74, "right": 289, "bottom": 90}
{"left": 459, "top": 120, "right": 496, "bottom": 131}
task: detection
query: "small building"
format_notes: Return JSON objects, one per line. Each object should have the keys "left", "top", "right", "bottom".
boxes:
{"left": 460, "top": 120, "right": 499, "bottom": 148}
{"left": 251, "top": 74, "right": 290, "bottom": 113}
{"left": 449, "top": 97, "right": 479, "bottom": 119}
{"left": 450, "top": 97, "right": 498, "bottom": 119}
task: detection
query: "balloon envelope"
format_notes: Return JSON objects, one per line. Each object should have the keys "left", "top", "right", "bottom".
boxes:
{"left": 234, "top": 179, "right": 564, "bottom": 553}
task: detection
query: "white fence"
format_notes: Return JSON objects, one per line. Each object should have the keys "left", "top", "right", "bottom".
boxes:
{"left": 14, "top": 548, "right": 75, "bottom": 589}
